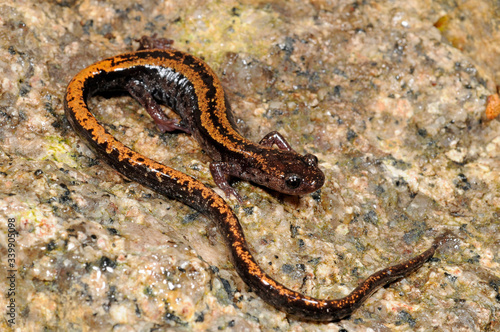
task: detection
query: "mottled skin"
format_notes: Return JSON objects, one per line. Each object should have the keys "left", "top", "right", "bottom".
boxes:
{"left": 64, "top": 44, "right": 444, "bottom": 321}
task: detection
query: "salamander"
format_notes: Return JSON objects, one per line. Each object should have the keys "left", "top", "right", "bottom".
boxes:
{"left": 64, "top": 36, "right": 443, "bottom": 321}
{"left": 68, "top": 36, "right": 325, "bottom": 203}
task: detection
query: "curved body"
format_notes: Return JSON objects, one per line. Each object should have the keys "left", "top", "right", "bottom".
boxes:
{"left": 67, "top": 49, "right": 324, "bottom": 201}
{"left": 64, "top": 47, "right": 439, "bottom": 321}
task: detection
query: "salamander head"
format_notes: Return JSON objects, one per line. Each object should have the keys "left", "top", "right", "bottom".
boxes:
{"left": 251, "top": 150, "right": 325, "bottom": 196}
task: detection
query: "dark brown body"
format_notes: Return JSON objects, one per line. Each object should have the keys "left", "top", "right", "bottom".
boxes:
{"left": 64, "top": 48, "right": 441, "bottom": 321}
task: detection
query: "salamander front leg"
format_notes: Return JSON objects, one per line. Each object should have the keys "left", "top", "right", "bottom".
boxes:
{"left": 209, "top": 162, "right": 243, "bottom": 203}
{"left": 259, "top": 131, "right": 293, "bottom": 151}
{"left": 126, "top": 80, "right": 191, "bottom": 134}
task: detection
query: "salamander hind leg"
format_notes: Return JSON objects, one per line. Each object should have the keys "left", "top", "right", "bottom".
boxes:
{"left": 137, "top": 34, "right": 174, "bottom": 50}
{"left": 126, "top": 80, "right": 191, "bottom": 134}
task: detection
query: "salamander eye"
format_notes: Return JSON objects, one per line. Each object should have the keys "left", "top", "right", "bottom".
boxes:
{"left": 285, "top": 174, "right": 302, "bottom": 189}
{"left": 304, "top": 154, "right": 318, "bottom": 167}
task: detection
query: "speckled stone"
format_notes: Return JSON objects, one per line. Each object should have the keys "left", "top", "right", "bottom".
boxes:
{"left": 0, "top": 0, "right": 499, "bottom": 331}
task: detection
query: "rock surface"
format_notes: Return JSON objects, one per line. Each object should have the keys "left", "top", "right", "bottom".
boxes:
{"left": 0, "top": 0, "right": 499, "bottom": 330}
